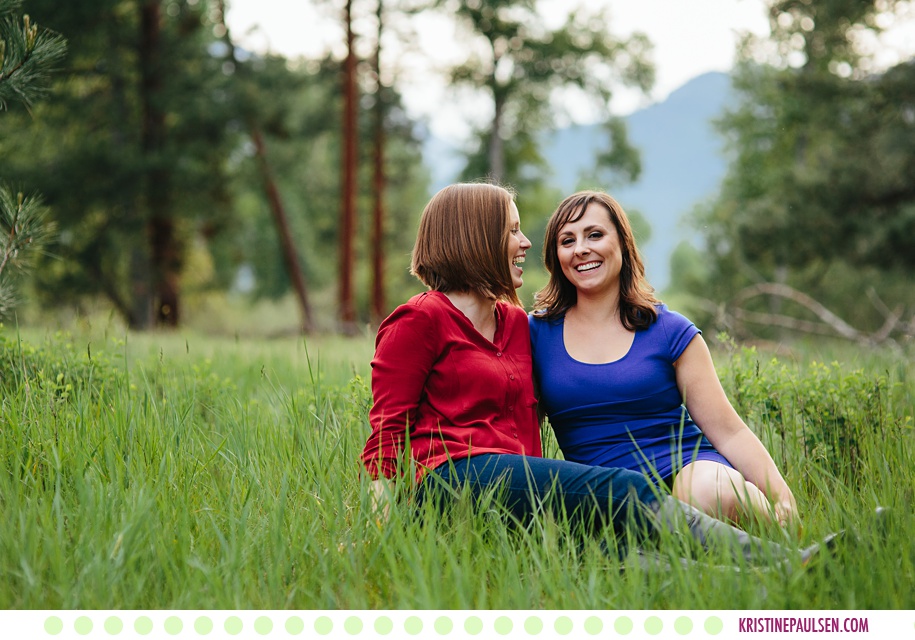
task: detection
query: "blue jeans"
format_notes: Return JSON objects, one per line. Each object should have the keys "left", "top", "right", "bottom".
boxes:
{"left": 416, "top": 454, "right": 662, "bottom": 536}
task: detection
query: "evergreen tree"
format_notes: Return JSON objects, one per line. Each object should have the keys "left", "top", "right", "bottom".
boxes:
{"left": 688, "top": 0, "right": 915, "bottom": 340}
{"left": 0, "top": 0, "right": 240, "bottom": 328}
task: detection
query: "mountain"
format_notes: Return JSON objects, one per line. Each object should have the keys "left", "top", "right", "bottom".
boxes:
{"left": 422, "top": 71, "right": 737, "bottom": 289}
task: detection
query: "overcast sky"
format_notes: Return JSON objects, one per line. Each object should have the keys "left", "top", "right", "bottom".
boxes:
{"left": 225, "top": 0, "right": 915, "bottom": 142}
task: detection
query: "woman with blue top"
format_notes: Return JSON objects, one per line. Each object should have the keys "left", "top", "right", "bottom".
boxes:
{"left": 530, "top": 190, "right": 798, "bottom": 528}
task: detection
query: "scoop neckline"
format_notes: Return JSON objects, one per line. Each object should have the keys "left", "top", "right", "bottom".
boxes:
{"left": 558, "top": 315, "right": 635, "bottom": 366}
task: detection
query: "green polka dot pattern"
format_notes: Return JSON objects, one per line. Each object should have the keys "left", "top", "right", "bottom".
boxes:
{"left": 29, "top": 611, "right": 904, "bottom": 638}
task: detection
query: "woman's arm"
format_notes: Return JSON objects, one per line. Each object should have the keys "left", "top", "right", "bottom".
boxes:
{"left": 361, "top": 305, "right": 439, "bottom": 525}
{"left": 673, "top": 335, "right": 798, "bottom": 524}
{"left": 361, "top": 304, "right": 437, "bottom": 480}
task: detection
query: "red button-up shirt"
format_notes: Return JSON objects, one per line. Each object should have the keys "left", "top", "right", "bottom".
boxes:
{"left": 361, "top": 291, "right": 542, "bottom": 481}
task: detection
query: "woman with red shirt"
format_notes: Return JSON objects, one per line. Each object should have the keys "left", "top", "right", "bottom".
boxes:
{"left": 361, "top": 182, "right": 823, "bottom": 562}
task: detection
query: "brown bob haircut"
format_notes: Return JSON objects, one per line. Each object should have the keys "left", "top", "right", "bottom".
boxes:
{"left": 533, "top": 190, "right": 659, "bottom": 329}
{"left": 411, "top": 182, "right": 521, "bottom": 307}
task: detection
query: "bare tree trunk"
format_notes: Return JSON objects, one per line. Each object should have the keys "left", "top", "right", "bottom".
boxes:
{"left": 371, "top": 0, "right": 386, "bottom": 325}
{"left": 485, "top": 37, "right": 506, "bottom": 184}
{"left": 339, "top": 0, "right": 359, "bottom": 333}
{"left": 140, "top": 0, "right": 179, "bottom": 328}
{"left": 105, "top": 16, "right": 151, "bottom": 329}
{"left": 128, "top": 249, "right": 153, "bottom": 328}
{"left": 214, "top": 0, "right": 314, "bottom": 333}
{"left": 250, "top": 127, "right": 315, "bottom": 332}
{"left": 149, "top": 214, "right": 180, "bottom": 327}
{"left": 488, "top": 89, "right": 505, "bottom": 183}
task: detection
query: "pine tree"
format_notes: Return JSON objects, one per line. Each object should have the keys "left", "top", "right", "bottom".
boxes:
{"left": 0, "top": 0, "right": 65, "bottom": 318}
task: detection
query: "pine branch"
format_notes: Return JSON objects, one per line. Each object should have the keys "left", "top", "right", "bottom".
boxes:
{"left": 0, "top": 6, "right": 66, "bottom": 110}
{"left": 0, "top": 185, "right": 55, "bottom": 317}
{"left": 0, "top": 271, "right": 15, "bottom": 317}
{"left": 0, "top": 0, "right": 22, "bottom": 17}
{"left": 0, "top": 2, "right": 64, "bottom": 317}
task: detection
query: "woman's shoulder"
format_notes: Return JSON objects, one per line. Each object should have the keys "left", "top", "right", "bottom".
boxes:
{"left": 496, "top": 300, "right": 531, "bottom": 326}
{"left": 653, "top": 303, "right": 694, "bottom": 325}
{"left": 395, "top": 291, "right": 452, "bottom": 314}
{"left": 381, "top": 292, "right": 449, "bottom": 330}
{"left": 651, "top": 303, "right": 700, "bottom": 346}
{"left": 527, "top": 308, "right": 563, "bottom": 343}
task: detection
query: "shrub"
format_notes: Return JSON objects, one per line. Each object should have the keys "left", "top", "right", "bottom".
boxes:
{"left": 715, "top": 336, "right": 908, "bottom": 486}
{"left": 0, "top": 328, "right": 124, "bottom": 401}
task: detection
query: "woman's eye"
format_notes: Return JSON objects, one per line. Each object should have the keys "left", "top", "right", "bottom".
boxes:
{"left": 589, "top": 232, "right": 603, "bottom": 239}
{"left": 560, "top": 238, "right": 574, "bottom": 246}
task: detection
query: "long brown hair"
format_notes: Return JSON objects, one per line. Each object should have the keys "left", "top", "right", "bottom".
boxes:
{"left": 533, "top": 190, "right": 659, "bottom": 329}
{"left": 411, "top": 183, "right": 521, "bottom": 306}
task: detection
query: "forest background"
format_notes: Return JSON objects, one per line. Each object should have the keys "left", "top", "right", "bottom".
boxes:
{"left": 1, "top": 0, "right": 913, "bottom": 346}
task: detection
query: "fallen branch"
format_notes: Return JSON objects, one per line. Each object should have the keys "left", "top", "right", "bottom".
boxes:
{"left": 733, "top": 283, "right": 863, "bottom": 341}
{"left": 712, "top": 282, "right": 913, "bottom": 346}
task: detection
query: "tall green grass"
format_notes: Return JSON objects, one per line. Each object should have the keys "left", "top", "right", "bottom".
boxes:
{"left": 0, "top": 327, "right": 912, "bottom": 609}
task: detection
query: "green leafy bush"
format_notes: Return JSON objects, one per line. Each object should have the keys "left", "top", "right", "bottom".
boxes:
{"left": 715, "top": 336, "right": 909, "bottom": 486}
{"left": 0, "top": 327, "right": 125, "bottom": 400}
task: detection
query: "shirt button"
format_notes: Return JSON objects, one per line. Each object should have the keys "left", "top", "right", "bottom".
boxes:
{"left": 496, "top": 352, "right": 502, "bottom": 357}
{"left": 509, "top": 374, "right": 515, "bottom": 380}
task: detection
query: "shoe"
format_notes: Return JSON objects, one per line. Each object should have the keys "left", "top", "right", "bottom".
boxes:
{"left": 800, "top": 529, "right": 845, "bottom": 566}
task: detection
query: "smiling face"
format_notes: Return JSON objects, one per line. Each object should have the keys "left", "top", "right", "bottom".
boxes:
{"left": 507, "top": 201, "right": 532, "bottom": 289}
{"left": 556, "top": 202, "right": 623, "bottom": 297}
{"left": 536, "top": 191, "right": 656, "bottom": 323}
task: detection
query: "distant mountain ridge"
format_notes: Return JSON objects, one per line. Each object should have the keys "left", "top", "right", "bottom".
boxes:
{"left": 423, "top": 71, "right": 736, "bottom": 289}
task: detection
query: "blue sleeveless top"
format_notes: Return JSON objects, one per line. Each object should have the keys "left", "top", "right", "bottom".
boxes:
{"left": 529, "top": 304, "right": 731, "bottom": 483}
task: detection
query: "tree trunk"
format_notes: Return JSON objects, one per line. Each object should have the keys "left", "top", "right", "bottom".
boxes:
{"left": 339, "top": 0, "right": 358, "bottom": 333}
{"left": 103, "top": 15, "right": 151, "bottom": 329}
{"left": 140, "top": 0, "right": 179, "bottom": 328}
{"left": 214, "top": 0, "right": 315, "bottom": 333}
{"left": 250, "top": 127, "right": 315, "bottom": 332}
{"left": 128, "top": 248, "right": 153, "bottom": 328}
{"left": 149, "top": 214, "right": 180, "bottom": 327}
{"left": 371, "top": 0, "right": 386, "bottom": 325}
{"left": 488, "top": 82, "right": 506, "bottom": 183}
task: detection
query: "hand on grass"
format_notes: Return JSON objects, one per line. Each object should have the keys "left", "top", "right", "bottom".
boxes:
{"left": 369, "top": 478, "right": 394, "bottom": 527}
{"left": 774, "top": 495, "right": 800, "bottom": 532}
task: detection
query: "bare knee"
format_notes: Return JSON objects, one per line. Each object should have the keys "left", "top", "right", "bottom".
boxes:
{"left": 672, "top": 461, "right": 746, "bottom": 521}
{"left": 671, "top": 462, "right": 716, "bottom": 513}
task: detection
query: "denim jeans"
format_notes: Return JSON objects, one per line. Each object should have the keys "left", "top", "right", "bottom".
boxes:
{"left": 416, "top": 453, "right": 662, "bottom": 536}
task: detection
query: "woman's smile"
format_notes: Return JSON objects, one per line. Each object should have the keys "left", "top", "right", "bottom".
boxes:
{"left": 557, "top": 202, "right": 622, "bottom": 294}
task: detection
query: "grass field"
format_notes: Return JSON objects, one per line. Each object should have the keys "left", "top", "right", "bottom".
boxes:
{"left": 1, "top": 325, "right": 913, "bottom": 609}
